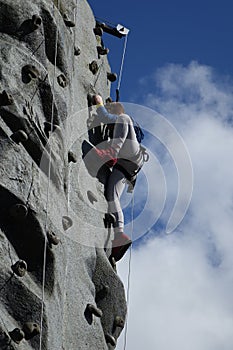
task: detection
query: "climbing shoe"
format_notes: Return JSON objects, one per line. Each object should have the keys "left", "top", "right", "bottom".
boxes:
{"left": 110, "top": 232, "right": 132, "bottom": 262}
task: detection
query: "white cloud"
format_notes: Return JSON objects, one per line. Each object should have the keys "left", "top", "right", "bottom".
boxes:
{"left": 116, "top": 62, "right": 233, "bottom": 350}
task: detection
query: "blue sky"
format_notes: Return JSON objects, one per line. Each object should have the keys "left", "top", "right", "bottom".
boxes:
{"left": 88, "top": 0, "right": 233, "bottom": 103}
{"left": 87, "top": 2, "right": 233, "bottom": 350}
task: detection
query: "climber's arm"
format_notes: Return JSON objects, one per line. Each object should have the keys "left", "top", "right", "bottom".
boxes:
{"left": 94, "top": 95, "right": 118, "bottom": 124}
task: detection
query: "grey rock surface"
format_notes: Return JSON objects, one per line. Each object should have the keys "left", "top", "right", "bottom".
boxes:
{"left": 0, "top": 0, "right": 127, "bottom": 349}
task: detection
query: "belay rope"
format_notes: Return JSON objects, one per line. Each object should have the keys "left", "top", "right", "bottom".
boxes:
{"left": 39, "top": 1, "right": 60, "bottom": 349}
{"left": 116, "top": 32, "right": 129, "bottom": 102}
{"left": 123, "top": 191, "right": 134, "bottom": 350}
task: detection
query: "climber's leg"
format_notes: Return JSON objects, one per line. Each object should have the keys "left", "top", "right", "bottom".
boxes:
{"left": 106, "top": 167, "right": 125, "bottom": 232}
{"left": 106, "top": 168, "right": 132, "bottom": 261}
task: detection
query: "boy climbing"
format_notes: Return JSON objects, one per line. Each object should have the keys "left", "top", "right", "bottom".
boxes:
{"left": 93, "top": 95, "right": 145, "bottom": 262}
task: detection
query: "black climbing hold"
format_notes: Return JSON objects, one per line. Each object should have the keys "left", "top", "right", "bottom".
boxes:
{"left": 95, "top": 285, "right": 109, "bottom": 302}
{"left": 86, "top": 304, "right": 103, "bottom": 318}
{"left": 93, "top": 27, "right": 103, "bottom": 36}
{"left": 74, "top": 46, "right": 81, "bottom": 56}
{"left": 0, "top": 90, "right": 14, "bottom": 106}
{"left": 114, "top": 316, "right": 125, "bottom": 329}
{"left": 97, "top": 46, "right": 109, "bottom": 56}
{"left": 105, "top": 333, "right": 116, "bottom": 347}
{"left": 87, "top": 93, "right": 95, "bottom": 107}
{"left": 63, "top": 14, "right": 75, "bottom": 27}
{"left": 10, "top": 130, "right": 28, "bottom": 144}
{"left": 68, "top": 150, "right": 77, "bottom": 163}
{"left": 104, "top": 213, "right": 116, "bottom": 229}
{"left": 9, "top": 328, "right": 25, "bottom": 344}
{"left": 9, "top": 204, "right": 28, "bottom": 220}
{"left": 32, "top": 14, "right": 42, "bottom": 29}
{"left": 89, "top": 61, "right": 99, "bottom": 75}
{"left": 107, "top": 72, "right": 117, "bottom": 82}
{"left": 22, "top": 64, "right": 40, "bottom": 83}
{"left": 47, "top": 231, "right": 60, "bottom": 247}
{"left": 11, "top": 260, "right": 27, "bottom": 277}
{"left": 22, "top": 322, "right": 40, "bottom": 340}
{"left": 57, "top": 74, "right": 68, "bottom": 88}
{"left": 62, "top": 216, "right": 73, "bottom": 231}
{"left": 87, "top": 190, "right": 97, "bottom": 204}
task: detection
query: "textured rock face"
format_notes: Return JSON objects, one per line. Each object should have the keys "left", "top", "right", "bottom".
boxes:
{"left": 0, "top": 1, "right": 126, "bottom": 349}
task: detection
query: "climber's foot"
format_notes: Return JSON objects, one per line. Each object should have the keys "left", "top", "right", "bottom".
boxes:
{"left": 110, "top": 232, "right": 132, "bottom": 262}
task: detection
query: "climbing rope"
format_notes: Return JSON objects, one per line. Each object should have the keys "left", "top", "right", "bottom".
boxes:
{"left": 116, "top": 33, "right": 129, "bottom": 98}
{"left": 93, "top": 60, "right": 104, "bottom": 87}
{"left": 123, "top": 191, "right": 134, "bottom": 350}
{"left": 39, "top": 1, "right": 60, "bottom": 349}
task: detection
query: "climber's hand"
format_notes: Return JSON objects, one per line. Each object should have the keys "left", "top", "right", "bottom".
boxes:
{"left": 94, "top": 95, "right": 103, "bottom": 106}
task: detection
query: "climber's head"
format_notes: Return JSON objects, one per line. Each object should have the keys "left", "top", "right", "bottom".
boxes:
{"left": 106, "top": 102, "right": 124, "bottom": 115}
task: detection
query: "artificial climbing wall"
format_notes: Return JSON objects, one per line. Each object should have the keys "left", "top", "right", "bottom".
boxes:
{"left": 0, "top": 0, "right": 127, "bottom": 349}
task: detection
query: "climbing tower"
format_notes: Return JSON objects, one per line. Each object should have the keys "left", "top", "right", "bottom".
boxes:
{"left": 0, "top": 0, "right": 127, "bottom": 349}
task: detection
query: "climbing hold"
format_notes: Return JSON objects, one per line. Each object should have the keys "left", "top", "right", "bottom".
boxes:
{"left": 47, "top": 231, "right": 60, "bottom": 247}
{"left": 44, "top": 121, "right": 61, "bottom": 137}
{"left": 93, "top": 26, "right": 103, "bottom": 36}
{"left": 74, "top": 46, "right": 81, "bottom": 56}
{"left": 10, "top": 130, "right": 28, "bottom": 144}
{"left": 105, "top": 333, "right": 116, "bottom": 347}
{"left": 9, "top": 204, "right": 28, "bottom": 220}
{"left": 107, "top": 72, "right": 117, "bottom": 82}
{"left": 97, "top": 46, "right": 109, "bottom": 56}
{"left": 63, "top": 14, "right": 75, "bottom": 27}
{"left": 68, "top": 150, "right": 77, "bottom": 163}
{"left": 87, "top": 93, "right": 95, "bottom": 107}
{"left": 87, "top": 190, "right": 97, "bottom": 204}
{"left": 22, "top": 322, "right": 40, "bottom": 340}
{"left": 62, "top": 216, "right": 73, "bottom": 231}
{"left": 11, "top": 260, "right": 27, "bottom": 277}
{"left": 32, "top": 14, "right": 42, "bottom": 29}
{"left": 22, "top": 64, "right": 40, "bottom": 83}
{"left": 57, "top": 74, "right": 68, "bottom": 88}
{"left": 9, "top": 328, "right": 25, "bottom": 344}
{"left": 109, "top": 256, "right": 117, "bottom": 272}
{"left": 86, "top": 304, "right": 103, "bottom": 318}
{"left": 113, "top": 316, "right": 125, "bottom": 329}
{"left": 104, "top": 213, "right": 116, "bottom": 229}
{"left": 89, "top": 60, "right": 99, "bottom": 75}
{"left": 95, "top": 284, "right": 109, "bottom": 302}
{"left": 0, "top": 90, "right": 14, "bottom": 106}
{"left": 105, "top": 97, "right": 113, "bottom": 104}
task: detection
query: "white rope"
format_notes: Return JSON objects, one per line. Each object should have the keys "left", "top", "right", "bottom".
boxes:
{"left": 117, "top": 34, "right": 129, "bottom": 92}
{"left": 39, "top": 1, "right": 60, "bottom": 348}
{"left": 123, "top": 191, "right": 134, "bottom": 350}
